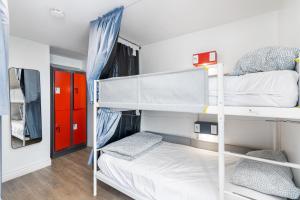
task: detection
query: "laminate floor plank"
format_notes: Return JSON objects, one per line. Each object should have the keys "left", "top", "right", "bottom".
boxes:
{"left": 3, "top": 148, "right": 132, "bottom": 200}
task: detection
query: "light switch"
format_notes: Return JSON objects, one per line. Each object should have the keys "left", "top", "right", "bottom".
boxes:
{"left": 211, "top": 125, "right": 217, "bottom": 135}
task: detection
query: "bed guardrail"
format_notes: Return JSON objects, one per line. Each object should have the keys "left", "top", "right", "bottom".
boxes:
{"left": 94, "top": 65, "right": 223, "bottom": 113}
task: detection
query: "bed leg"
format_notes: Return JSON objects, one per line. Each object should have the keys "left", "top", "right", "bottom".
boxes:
{"left": 93, "top": 175, "right": 97, "bottom": 196}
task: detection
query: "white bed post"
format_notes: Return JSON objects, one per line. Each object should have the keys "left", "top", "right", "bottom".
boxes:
{"left": 217, "top": 63, "right": 225, "bottom": 200}
{"left": 93, "top": 80, "right": 98, "bottom": 196}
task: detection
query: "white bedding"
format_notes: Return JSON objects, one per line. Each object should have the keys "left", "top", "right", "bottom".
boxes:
{"left": 11, "top": 120, "right": 25, "bottom": 140}
{"left": 209, "top": 70, "right": 299, "bottom": 107}
{"left": 10, "top": 88, "right": 24, "bottom": 103}
{"left": 98, "top": 142, "right": 284, "bottom": 200}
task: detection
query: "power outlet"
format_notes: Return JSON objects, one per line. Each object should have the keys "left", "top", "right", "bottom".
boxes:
{"left": 194, "top": 124, "right": 200, "bottom": 133}
{"left": 211, "top": 125, "right": 217, "bottom": 135}
{"left": 194, "top": 121, "right": 218, "bottom": 135}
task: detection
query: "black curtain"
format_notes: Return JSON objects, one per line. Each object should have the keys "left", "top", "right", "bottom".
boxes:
{"left": 100, "top": 42, "right": 139, "bottom": 79}
{"left": 100, "top": 42, "right": 141, "bottom": 144}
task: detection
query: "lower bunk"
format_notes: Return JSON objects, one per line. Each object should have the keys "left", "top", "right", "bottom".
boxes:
{"left": 95, "top": 132, "right": 297, "bottom": 200}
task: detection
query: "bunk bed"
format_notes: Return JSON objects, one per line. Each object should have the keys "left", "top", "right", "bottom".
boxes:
{"left": 93, "top": 63, "right": 300, "bottom": 200}
{"left": 10, "top": 88, "right": 28, "bottom": 147}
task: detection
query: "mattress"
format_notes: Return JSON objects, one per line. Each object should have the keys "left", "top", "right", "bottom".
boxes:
{"left": 209, "top": 70, "right": 299, "bottom": 107}
{"left": 98, "top": 142, "right": 284, "bottom": 200}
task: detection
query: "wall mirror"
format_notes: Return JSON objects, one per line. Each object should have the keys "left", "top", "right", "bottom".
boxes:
{"left": 9, "top": 68, "right": 42, "bottom": 149}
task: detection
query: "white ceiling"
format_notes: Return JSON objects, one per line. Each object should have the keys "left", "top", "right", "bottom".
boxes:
{"left": 9, "top": 0, "right": 282, "bottom": 57}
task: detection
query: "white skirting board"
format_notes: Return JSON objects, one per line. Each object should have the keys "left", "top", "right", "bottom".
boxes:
{"left": 2, "top": 159, "right": 51, "bottom": 182}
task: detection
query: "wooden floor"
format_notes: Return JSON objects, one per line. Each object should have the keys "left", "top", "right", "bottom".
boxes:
{"left": 3, "top": 148, "right": 132, "bottom": 200}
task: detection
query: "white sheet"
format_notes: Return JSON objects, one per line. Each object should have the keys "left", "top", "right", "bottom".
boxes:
{"left": 11, "top": 120, "right": 25, "bottom": 140}
{"left": 10, "top": 88, "right": 25, "bottom": 103}
{"left": 209, "top": 70, "right": 299, "bottom": 107}
{"left": 98, "top": 142, "right": 284, "bottom": 200}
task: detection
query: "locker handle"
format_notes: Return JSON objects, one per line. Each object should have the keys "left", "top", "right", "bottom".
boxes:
{"left": 55, "top": 124, "right": 61, "bottom": 133}
{"left": 74, "top": 87, "right": 79, "bottom": 94}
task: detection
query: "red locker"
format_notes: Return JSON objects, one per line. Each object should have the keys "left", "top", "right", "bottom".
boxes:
{"left": 55, "top": 110, "right": 71, "bottom": 151}
{"left": 51, "top": 68, "right": 87, "bottom": 158}
{"left": 73, "top": 73, "right": 86, "bottom": 110}
{"left": 73, "top": 109, "right": 87, "bottom": 145}
{"left": 54, "top": 71, "right": 71, "bottom": 151}
{"left": 54, "top": 71, "right": 71, "bottom": 111}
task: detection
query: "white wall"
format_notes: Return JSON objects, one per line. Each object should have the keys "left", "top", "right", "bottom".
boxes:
{"left": 281, "top": 122, "right": 300, "bottom": 186}
{"left": 140, "top": 12, "right": 279, "bottom": 148}
{"left": 278, "top": 0, "right": 300, "bottom": 47}
{"left": 2, "top": 36, "right": 51, "bottom": 182}
{"left": 141, "top": 12, "right": 279, "bottom": 74}
{"left": 50, "top": 54, "right": 86, "bottom": 70}
{"left": 277, "top": 0, "right": 300, "bottom": 186}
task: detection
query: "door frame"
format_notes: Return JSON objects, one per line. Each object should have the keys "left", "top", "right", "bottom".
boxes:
{"left": 50, "top": 65, "right": 87, "bottom": 158}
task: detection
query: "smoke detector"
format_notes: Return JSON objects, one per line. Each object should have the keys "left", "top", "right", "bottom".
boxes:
{"left": 49, "top": 8, "right": 65, "bottom": 19}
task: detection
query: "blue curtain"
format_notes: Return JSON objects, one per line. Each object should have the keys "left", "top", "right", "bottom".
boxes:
{"left": 0, "top": 0, "right": 9, "bottom": 116}
{"left": 86, "top": 7, "right": 124, "bottom": 103}
{"left": 86, "top": 7, "right": 123, "bottom": 164}
{"left": 20, "top": 70, "right": 42, "bottom": 140}
{"left": 88, "top": 108, "right": 121, "bottom": 164}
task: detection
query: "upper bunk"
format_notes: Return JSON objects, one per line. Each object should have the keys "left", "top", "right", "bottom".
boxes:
{"left": 94, "top": 64, "right": 300, "bottom": 120}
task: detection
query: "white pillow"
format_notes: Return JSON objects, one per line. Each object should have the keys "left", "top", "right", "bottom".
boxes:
{"left": 231, "top": 150, "right": 300, "bottom": 199}
{"left": 232, "top": 47, "right": 300, "bottom": 75}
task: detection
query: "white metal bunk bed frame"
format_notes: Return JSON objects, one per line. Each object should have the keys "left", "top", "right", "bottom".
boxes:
{"left": 93, "top": 63, "right": 300, "bottom": 200}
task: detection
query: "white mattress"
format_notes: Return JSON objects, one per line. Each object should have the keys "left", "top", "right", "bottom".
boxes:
{"left": 98, "top": 142, "right": 284, "bottom": 200}
{"left": 209, "top": 70, "right": 299, "bottom": 107}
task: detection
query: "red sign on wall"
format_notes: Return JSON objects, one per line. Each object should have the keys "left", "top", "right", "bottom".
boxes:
{"left": 193, "top": 51, "right": 217, "bottom": 67}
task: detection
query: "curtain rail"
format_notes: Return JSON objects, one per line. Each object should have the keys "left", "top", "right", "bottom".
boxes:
{"left": 118, "top": 36, "right": 141, "bottom": 50}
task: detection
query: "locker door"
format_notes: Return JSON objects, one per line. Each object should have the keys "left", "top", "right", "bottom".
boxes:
{"left": 73, "top": 73, "right": 86, "bottom": 110}
{"left": 55, "top": 110, "right": 71, "bottom": 151}
{"left": 73, "top": 109, "right": 86, "bottom": 145}
{"left": 54, "top": 71, "right": 71, "bottom": 111}
{"left": 54, "top": 70, "right": 71, "bottom": 152}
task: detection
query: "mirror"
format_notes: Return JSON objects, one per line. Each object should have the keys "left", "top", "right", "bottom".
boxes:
{"left": 9, "top": 68, "right": 42, "bottom": 149}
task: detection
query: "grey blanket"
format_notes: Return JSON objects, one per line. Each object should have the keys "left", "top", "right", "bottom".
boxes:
{"left": 101, "top": 132, "right": 163, "bottom": 161}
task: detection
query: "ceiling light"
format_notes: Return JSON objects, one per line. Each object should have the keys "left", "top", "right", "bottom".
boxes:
{"left": 49, "top": 8, "right": 65, "bottom": 19}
